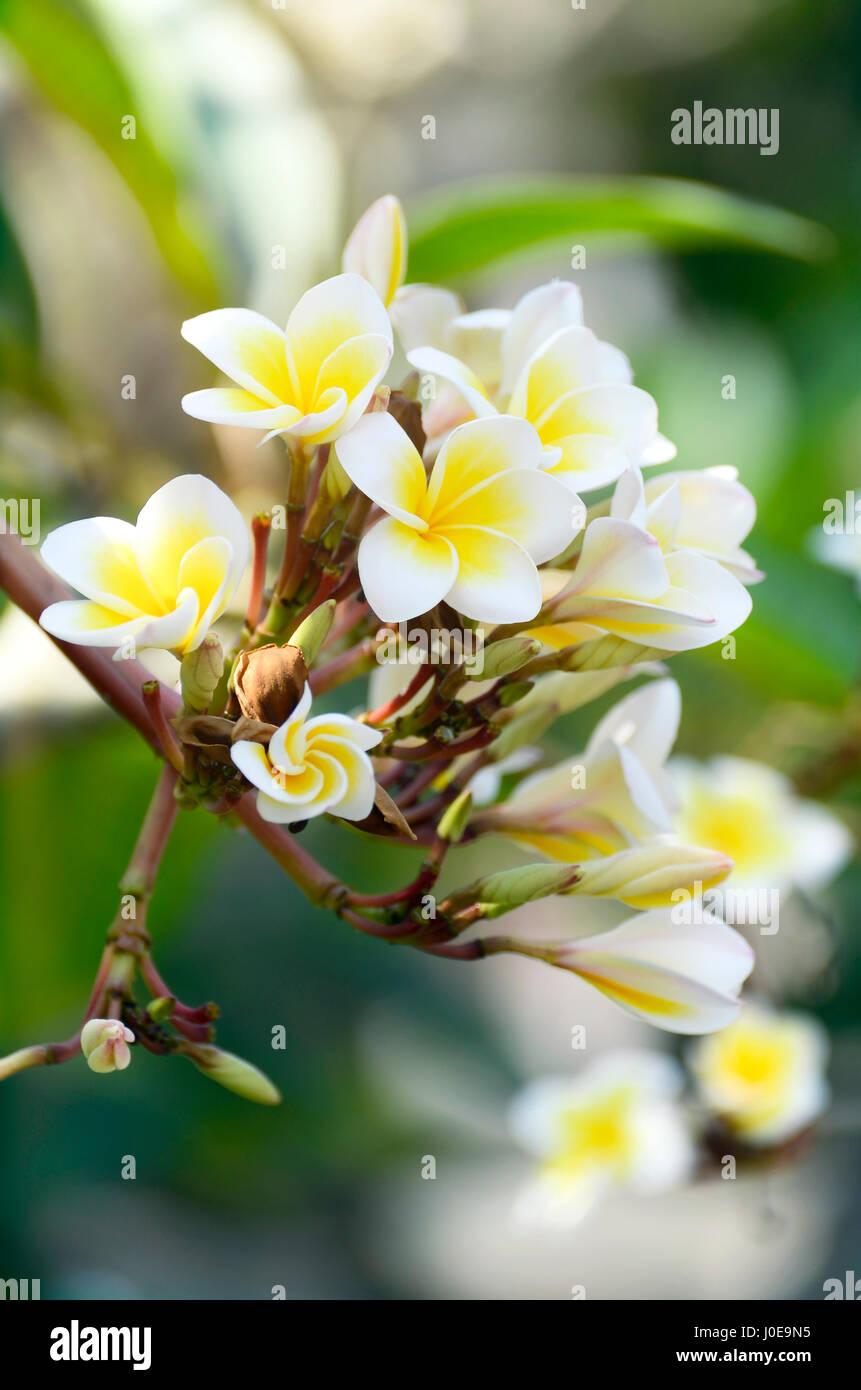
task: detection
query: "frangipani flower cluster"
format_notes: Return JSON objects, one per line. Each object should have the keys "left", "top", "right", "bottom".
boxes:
{"left": 4, "top": 192, "right": 843, "bottom": 1113}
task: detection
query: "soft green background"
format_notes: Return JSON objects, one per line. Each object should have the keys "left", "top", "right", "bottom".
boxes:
{"left": 0, "top": 0, "right": 858, "bottom": 1299}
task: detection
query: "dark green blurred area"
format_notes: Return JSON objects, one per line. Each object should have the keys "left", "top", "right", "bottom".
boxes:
{"left": 0, "top": 0, "right": 859, "bottom": 1299}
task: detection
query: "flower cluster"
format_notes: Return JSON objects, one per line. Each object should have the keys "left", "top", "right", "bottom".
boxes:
{"left": 0, "top": 192, "right": 846, "bottom": 1106}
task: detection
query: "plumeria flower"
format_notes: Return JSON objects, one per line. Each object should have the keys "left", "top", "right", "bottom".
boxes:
{"left": 335, "top": 412, "right": 575, "bottom": 623}
{"left": 342, "top": 194, "right": 407, "bottom": 308}
{"left": 81, "top": 1019, "right": 135, "bottom": 1074}
{"left": 611, "top": 465, "right": 763, "bottom": 584}
{"left": 671, "top": 756, "right": 852, "bottom": 897}
{"left": 405, "top": 280, "right": 675, "bottom": 490}
{"left": 528, "top": 507, "right": 753, "bottom": 654}
{"left": 484, "top": 678, "right": 681, "bottom": 859}
{"left": 688, "top": 1004, "right": 829, "bottom": 1146}
{"left": 509, "top": 1054, "right": 695, "bottom": 1224}
{"left": 181, "top": 273, "right": 392, "bottom": 447}
{"left": 39, "top": 474, "right": 248, "bottom": 656}
{"left": 547, "top": 907, "right": 754, "bottom": 1033}
{"left": 231, "top": 683, "right": 383, "bottom": 825}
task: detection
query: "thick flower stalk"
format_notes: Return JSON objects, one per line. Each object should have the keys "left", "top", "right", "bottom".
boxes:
{"left": 1, "top": 191, "right": 829, "bottom": 1109}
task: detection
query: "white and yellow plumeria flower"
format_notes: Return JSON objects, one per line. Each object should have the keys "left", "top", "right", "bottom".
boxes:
{"left": 392, "top": 279, "right": 585, "bottom": 443}
{"left": 548, "top": 907, "right": 754, "bottom": 1033}
{"left": 611, "top": 465, "right": 763, "bottom": 584}
{"left": 342, "top": 194, "right": 407, "bottom": 308}
{"left": 529, "top": 508, "right": 752, "bottom": 654}
{"left": 671, "top": 756, "right": 852, "bottom": 897}
{"left": 39, "top": 474, "right": 248, "bottom": 656}
{"left": 486, "top": 678, "right": 681, "bottom": 859}
{"left": 81, "top": 1019, "right": 135, "bottom": 1074}
{"left": 406, "top": 280, "right": 675, "bottom": 490}
{"left": 181, "top": 273, "right": 393, "bottom": 447}
{"left": 509, "top": 1054, "right": 695, "bottom": 1224}
{"left": 335, "top": 412, "right": 575, "bottom": 623}
{"left": 688, "top": 1004, "right": 829, "bottom": 1145}
{"left": 231, "top": 683, "right": 383, "bottom": 825}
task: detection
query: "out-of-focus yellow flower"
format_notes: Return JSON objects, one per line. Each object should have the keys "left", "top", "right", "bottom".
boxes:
{"left": 405, "top": 280, "right": 675, "bottom": 490}
{"left": 81, "top": 1019, "right": 135, "bottom": 1074}
{"left": 231, "top": 683, "right": 382, "bottom": 825}
{"left": 671, "top": 756, "right": 852, "bottom": 895}
{"left": 40, "top": 475, "right": 248, "bottom": 656}
{"left": 689, "top": 1005, "right": 829, "bottom": 1145}
{"left": 342, "top": 194, "right": 407, "bottom": 308}
{"left": 335, "top": 412, "right": 575, "bottom": 623}
{"left": 181, "top": 274, "right": 392, "bottom": 447}
{"left": 509, "top": 1054, "right": 695, "bottom": 1224}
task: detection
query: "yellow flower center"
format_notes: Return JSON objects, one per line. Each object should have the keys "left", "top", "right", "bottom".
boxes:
{"left": 542, "top": 1086, "right": 635, "bottom": 1186}
{"left": 676, "top": 788, "right": 788, "bottom": 874}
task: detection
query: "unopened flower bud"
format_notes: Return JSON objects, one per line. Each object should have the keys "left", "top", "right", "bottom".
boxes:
{"left": 341, "top": 194, "right": 407, "bottom": 307}
{"left": 81, "top": 1019, "right": 135, "bottom": 1074}
{"left": 446, "top": 862, "right": 580, "bottom": 919}
{"left": 146, "top": 996, "right": 175, "bottom": 1023}
{"left": 468, "top": 635, "right": 540, "bottom": 681}
{"left": 491, "top": 702, "right": 560, "bottom": 761}
{"left": 185, "top": 1044, "right": 281, "bottom": 1105}
{"left": 567, "top": 844, "right": 733, "bottom": 909}
{"left": 181, "top": 633, "right": 224, "bottom": 712}
{"left": 289, "top": 601, "right": 336, "bottom": 667}
{"left": 232, "top": 643, "right": 308, "bottom": 725}
{"left": 437, "top": 789, "right": 473, "bottom": 843}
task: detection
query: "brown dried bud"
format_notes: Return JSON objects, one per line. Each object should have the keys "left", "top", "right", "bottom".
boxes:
{"left": 232, "top": 643, "right": 308, "bottom": 726}
{"left": 387, "top": 390, "right": 427, "bottom": 457}
{"left": 171, "top": 713, "right": 277, "bottom": 764}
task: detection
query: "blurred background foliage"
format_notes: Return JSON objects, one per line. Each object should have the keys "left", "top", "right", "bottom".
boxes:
{"left": 0, "top": 0, "right": 858, "bottom": 1299}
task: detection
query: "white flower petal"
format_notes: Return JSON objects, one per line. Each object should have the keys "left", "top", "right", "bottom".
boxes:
{"left": 406, "top": 345, "right": 497, "bottom": 420}
{"left": 181, "top": 308, "right": 289, "bottom": 405}
{"left": 334, "top": 412, "right": 428, "bottom": 527}
{"left": 358, "top": 516, "right": 458, "bottom": 622}
{"left": 389, "top": 284, "right": 464, "bottom": 353}
{"left": 442, "top": 526, "right": 542, "bottom": 624}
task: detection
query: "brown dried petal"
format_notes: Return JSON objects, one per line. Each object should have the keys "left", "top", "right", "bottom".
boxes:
{"left": 373, "top": 783, "right": 418, "bottom": 841}
{"left": 233, "top": 643, "right": 308, "bottom": 726}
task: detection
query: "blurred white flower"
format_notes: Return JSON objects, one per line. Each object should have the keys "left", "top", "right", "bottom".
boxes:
{"left": 548, "top": 907, "right": 753, "bottom": 1034}
{"left": 40, "top": 475, "right": 248, "bottom": 656}
{"left": 509, "top": 1052, "right": 695, "bottom": 1224}
{"left": 808, "top": 520, "right": 861, "bottom": 596}
{"left": 671, "top": 756, "right": 852, "bottom": 896}
{"left": 484, "top": 678, "right": 681, "bottom": 858}
{"left": 688, "top": 1004, "right": 829, "bottom": 1146}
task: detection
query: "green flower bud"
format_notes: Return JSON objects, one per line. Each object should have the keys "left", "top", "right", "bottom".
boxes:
{"left": 437, "top": 789, "right": 473, "bottom": 843}
{"left": 181, "top": 634, "right": 225, "bottom": 712}
{"left": 467, "top": 635, "right": 540, "bottom": 680}
{"left": 185, "top": 1044, "right": 281, "bottom": 1105}
{"left": 289, "top": 600, "right": 336, "bottom": 666}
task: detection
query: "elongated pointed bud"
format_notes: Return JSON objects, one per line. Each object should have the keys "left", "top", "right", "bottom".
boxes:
{"left": 183, "top": 1044, "right": 281, "bottom": 1105}
{"left": 446, "top": 862, "right": 581, "bottom": 919}
{"left": 497, "top": 679, "right": 534, "bottom": 707}
{"left": 565, "top": 844, "right": 733, "bottom": 910}
{"left": 342, "top": 194, "right": 407, "bottom": 307}
{"left": 437, "top": 789, "right": 472, "bottom": 843}
{"left": 467, "top": 635, "right": 540, "bottom": 681}
{"left": 181, "top": 633, "right": 224, "bottom": 712}
{"left": 289, "top": 600, "right": 336, "bottom": 666}
{"left": 146, "top": 996, "right": 176, "bottom": 1023}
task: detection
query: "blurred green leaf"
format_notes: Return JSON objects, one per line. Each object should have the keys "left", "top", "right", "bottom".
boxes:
{"left": 700, "top": 539, "right": 860, "bottom": 705}
{"left": 0, "top": 0, "right": 218, "bottom": 302}
{"left": 406, "top": 177, "right": 834, "bottom": 282}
